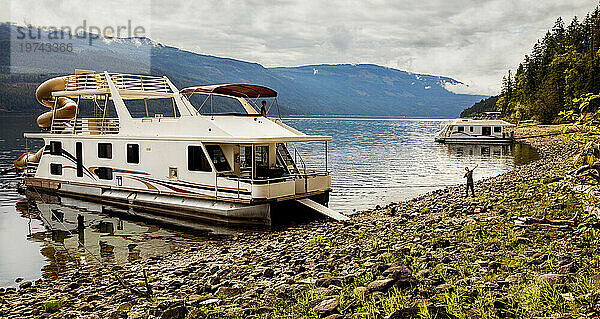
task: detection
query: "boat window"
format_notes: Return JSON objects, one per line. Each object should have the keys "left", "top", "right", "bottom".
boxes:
{"left": 240, "top": 146, "right": 252, "bottom": 172}
{"left": 96, "top": 167, "right": 113, "bottom": 180}
{"left": 98, "top": 143, "right": 112, "bottom": 159}
{"left": 469, "top": 126, "right": 474, "bottom": 132}
{"left": 205, "top": 145, "right": 231, "bottom": 172}
{"left": 50, "top": 163, "right": 62, "bottom": 175}
{"left": 76, "top": 142, "right": 83, "bottom": 177}
{"left": 254, "top": 146, "right": 269, "bottom": 178}
{"left": 494, "top": 126, "right": 502, "bottom": 133}
{"left": 49, "top": 141, "right": 61, "bottom": 155}
{"left": 188, "top": 146, "right": 212, "bottom": 172}
{"left": 127, "top": 144, "right": 140, "bottom": 164}
{"left": 482, "top": 127, "right": 491, "bottom": 136}
{"left": 457, "top": 126, "right": 464, "bottom": 132}
{"left": 255, "top": 146, "right": 268, "bottom": 167}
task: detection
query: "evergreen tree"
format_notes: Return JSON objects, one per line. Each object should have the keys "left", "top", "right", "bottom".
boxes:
{"left": 496, "top": 4, "right": 600, "bottom": 124}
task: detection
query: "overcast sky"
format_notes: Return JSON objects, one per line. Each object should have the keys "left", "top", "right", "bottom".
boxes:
{"left": 5, "top": 0, "right": 599, "bottom": 95}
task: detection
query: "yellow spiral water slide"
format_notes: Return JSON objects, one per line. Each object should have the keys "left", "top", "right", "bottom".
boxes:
{"left": 14, "top": 77, "right": 77, "bottom": 169}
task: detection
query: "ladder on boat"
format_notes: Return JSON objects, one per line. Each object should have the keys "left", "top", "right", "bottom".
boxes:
{"left": 276, "top": 143, "right": 299, "bottom": 175}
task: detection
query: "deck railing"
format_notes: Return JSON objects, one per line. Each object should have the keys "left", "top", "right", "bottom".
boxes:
{"left": 50, "top": 118, "right": 119, "bottom": 135}
{"left": 64, "top": 73, "right": 170, "bottom": 94}
{"left": 24, "top": 162, "right": 38, "bottom": 176}
{"left": 218, "top": 169, "right": 330, "bottom": 200}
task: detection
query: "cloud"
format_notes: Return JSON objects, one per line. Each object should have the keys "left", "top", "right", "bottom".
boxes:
{"left": 6, "top": 0, "right": 598, "bottom": 95}
{"left": 327, "top": 25, "right": 353, "bottom": 52}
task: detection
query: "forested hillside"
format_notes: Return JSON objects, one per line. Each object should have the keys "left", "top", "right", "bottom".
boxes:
{"left": 460, "top": 96, "right": 499, "bottom": 117}
{"left": 497, "top": 5, "right": 600, "bottom": 124}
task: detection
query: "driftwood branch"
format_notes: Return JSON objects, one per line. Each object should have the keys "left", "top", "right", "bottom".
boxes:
{"left": 569, "top": 161, "right": 600, "bottom": 174}
{"left": 569, "top": 161, "right": 600, "bottom": 182}
{"left": 514, "top": 214, "right": 578, "bottom": 230}
{"left": 581, "top": 171, "right": 600, "bottom": 182}
{"left": 109, "top": 267, "right": 149, "bottom": 300}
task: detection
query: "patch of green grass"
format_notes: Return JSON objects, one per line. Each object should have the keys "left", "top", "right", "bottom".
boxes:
{"left": 42, "top": 299, "right": 63, "bottom": 313}
{"left": 418, "top": 300, "right": 433, "bottom": 319}
{"left": 309, "top": 234, "right": 326, "bottom": 246}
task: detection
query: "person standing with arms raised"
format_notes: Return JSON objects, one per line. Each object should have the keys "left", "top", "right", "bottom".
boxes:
{"left": 464, "top": 164, "right": 478, "bottom": 197}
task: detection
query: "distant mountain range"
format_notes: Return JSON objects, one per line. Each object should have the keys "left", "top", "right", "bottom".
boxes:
{"left": 0, "top": 23, "right": 487, "bottom": 117}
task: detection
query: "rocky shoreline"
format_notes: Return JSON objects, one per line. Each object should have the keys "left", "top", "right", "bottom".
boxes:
{"left": 2, "top": 125, "right": 598, "bottom": 319}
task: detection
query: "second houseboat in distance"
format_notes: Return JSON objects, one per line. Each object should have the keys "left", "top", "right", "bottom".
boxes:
{"left": 15, "top": 70, "right": 347, "bottom": 226}
{"left": 435, "top": 112, "right": 516, "bottom": 144}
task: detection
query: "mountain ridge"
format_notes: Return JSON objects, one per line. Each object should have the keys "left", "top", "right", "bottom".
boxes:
{"left": 0, "top": 23, "right": 487, "bottom": 117}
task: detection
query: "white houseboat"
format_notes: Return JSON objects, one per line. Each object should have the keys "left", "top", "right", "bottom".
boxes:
{"left": 15, "top": 70, "right": 345, "bottom": 225}
{"left": 435, "top": 118, "right": 516, "bottom": 144}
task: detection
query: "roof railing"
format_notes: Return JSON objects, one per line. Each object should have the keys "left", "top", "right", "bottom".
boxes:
{"left": 63, "top": 73, "right": 171, "bottom": 95}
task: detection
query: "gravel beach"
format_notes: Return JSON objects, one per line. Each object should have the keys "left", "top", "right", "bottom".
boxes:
{"left": 2, "top": 125, "right": 597, "bottom": 319}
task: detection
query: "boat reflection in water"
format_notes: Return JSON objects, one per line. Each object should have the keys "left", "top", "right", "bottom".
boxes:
{"left": 15, "top": 191, "right": 252, "bottom": 281}
{"left": 441, "top": 142, "right": 539, "bottom": 165}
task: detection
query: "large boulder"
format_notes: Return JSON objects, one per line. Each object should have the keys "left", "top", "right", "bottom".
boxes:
{"left": 367, "top": 279, "right": 395, "bottom": 292}
{"left": 313, "top": 298, "right": 339, "bottom": 314}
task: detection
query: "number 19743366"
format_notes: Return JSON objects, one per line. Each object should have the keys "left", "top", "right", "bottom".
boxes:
{"left": 19, "top": 42, "right": 73, "bottom": 53}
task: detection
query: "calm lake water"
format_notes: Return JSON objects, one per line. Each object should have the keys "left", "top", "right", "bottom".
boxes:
{"left": 287, "top": 117, "right": 538, "bottom": 212}
{"left": 0, "top": 114, "right": 538, "bottom": 287}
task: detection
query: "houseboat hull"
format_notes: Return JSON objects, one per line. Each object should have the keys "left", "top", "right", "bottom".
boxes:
{"left": 23, "top": 177, "right": 330, "bottom": 226}
{"left": 434, "top": 136, "right": 514, "bottom": 144}
{"left": 23, "top": 191, "right": 243, "bottom": 236}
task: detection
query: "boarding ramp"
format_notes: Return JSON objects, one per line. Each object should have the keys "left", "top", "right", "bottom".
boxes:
{"left": 296, "top": 198, "right": 349, "bottom": 221}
